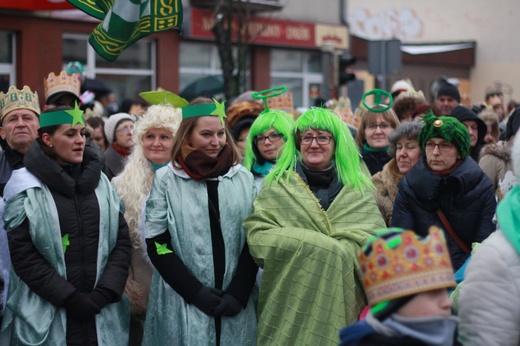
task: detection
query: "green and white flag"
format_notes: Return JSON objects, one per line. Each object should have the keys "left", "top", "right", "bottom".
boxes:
{"left": 67, "top": 0, "right": 183, "bottom": 62}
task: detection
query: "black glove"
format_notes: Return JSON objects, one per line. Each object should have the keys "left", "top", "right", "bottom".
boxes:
{"left": 191, "top": 286, "right": 223, "bottom": 316}
{"left": 213, "top": 293, "right": 243, "bottom": 317}
{"left": 89, "top": 287, "right": 115, "bottom": 311}
{"left": 64, "top": 291, "right": 100, "bottom": 318}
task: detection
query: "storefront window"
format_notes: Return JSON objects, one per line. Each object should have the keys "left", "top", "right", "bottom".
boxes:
{"left": 179, "top": 41, "right": 241, "bottom": 100}
{"left": 62, "top": 33, "right": 155, "bottom": 103}
{"left": 270, "top": 49, "right": 323, "bottom": 108}
{"left": 0, "top": 31, "right": 15, "bottom": 93}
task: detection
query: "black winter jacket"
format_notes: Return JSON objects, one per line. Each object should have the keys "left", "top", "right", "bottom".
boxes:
{"left": 7, "top": 142, "right": 130, "bottom": 345}
{"left": 391, "top": 156, "right": 496, "bottom": 270}
{"left": 361, "top": 148, "right": 392, "bottom": 176}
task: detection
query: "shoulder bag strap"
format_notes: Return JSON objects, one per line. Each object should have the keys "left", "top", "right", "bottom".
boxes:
{"left": 436, "top": 208, "right": 470, "bottom": 253}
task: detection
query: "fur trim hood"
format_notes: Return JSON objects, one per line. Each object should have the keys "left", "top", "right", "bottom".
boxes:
{"left": 479, "top": 140, "right": 511, "bottom": 162}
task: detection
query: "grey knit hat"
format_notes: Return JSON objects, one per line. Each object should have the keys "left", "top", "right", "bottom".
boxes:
{"left": 103, "top": 112, "right": 135, "bottom": 144}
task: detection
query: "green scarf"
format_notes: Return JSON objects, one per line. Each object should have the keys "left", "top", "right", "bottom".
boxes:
{"left": 498, "top": 184, "right": 520, "bottom": 254}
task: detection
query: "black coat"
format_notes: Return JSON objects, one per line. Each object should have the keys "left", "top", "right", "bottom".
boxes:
{"left": 0, "top": 146, "right": 25, "bottom": 196}
{"left": 391, "top": 156, "right": 496, "bottom": 270}
{"left": 7, "top": 142, "right": 130, "bottom": 345}
{"left": 361, "top": 148, "right": 392, "bottom": 176}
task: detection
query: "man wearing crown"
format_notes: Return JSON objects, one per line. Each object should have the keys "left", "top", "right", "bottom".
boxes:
{"left": 0, "top": 85, "right": 40, "bottom": 196}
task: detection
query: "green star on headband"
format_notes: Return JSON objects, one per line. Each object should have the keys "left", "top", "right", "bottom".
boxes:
{"left": 40, "top": 102, "right": 85, "bottom": 128}
{"left": 182, "top": 99, "right": 227, "bottom": 126}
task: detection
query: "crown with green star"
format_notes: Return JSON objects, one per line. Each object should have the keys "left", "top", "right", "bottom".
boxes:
{"left": 182, "top": 99, "right": 227, "bottom": 126}
{"left": 39, "top": 102, "right": 85, "bottom": 128}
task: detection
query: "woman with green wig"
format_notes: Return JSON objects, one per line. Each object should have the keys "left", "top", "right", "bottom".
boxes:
{"left": 243, "top": 109, "right": 294, "bottom": 190}
{"left": 243, "top": 107, "right": 386, "bottom": 346}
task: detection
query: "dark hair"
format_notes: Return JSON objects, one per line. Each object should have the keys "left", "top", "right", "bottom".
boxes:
{"left": 86, "top": 116, "right": 109, "bottom": 149}
{"left": 37, "top": 105, "right": 72, "bottom": 159}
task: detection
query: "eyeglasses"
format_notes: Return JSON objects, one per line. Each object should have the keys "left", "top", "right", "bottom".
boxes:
{"left": 116, "top": 125, "right": 135, "bottom": 134}
{"left": 366, "top": 123, "right": 392, "bottom": 131}
{"left": 254, "top": 132, "right": 283, "bottom": 144}
{"left": 300, "top": 135, "right": 333, "bottom": 145}
{"left": 424, "top": 141, "right": 454, "bottom": 152}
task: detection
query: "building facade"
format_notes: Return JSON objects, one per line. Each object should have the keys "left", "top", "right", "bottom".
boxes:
{"left": 0, "top": 0, "right": 518, "bottom": 109}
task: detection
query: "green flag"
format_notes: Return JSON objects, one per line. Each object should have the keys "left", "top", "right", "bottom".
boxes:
{"left": 68, "top": 0, "right": 183, "bottom": 62}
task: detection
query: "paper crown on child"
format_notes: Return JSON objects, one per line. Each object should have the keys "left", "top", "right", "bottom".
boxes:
{"left": 0, "top": 85, "right": 41, "bottom": 121}
{"left": 358, "top": 226, "right": 456, "bottom": 307}
{"left": 44, "top": 70, "right": 81, "bottom": 102}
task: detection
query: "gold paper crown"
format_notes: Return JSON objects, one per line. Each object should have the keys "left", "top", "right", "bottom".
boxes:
{"left": 0, "top": 85, "right": 40, "bottom": 121}
{"left": 358, "top": 226, "right": 456, "bottom": 306}
{"left": 44, "top": 70, "right": 81, "bottom": 102}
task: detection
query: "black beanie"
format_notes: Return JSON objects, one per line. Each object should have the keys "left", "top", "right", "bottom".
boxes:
{"left": 437, "top": 83, "right": 461, "bottom": 103}
{"left": 230, "top": 116, "right": 256, "bottom": 141}
{"left": 505, "top": 107, "right": 520, "bottom": 141}
{"left": 450, "top": 105, "right": 487, "bottom": 145}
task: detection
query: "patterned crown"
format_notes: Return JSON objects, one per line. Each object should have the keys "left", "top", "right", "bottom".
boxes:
{"left": 358, "top": 226, "right": 456, "bottom": 306}
{"left": 0, "top": 85, "right": 40, "bottom": 121}
{"left": 43, "top": 70, "right": 81, "bottom": 101}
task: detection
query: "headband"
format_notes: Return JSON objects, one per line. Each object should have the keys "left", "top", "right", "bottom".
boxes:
{"left": 40, "top": 102, "right": 85, "bottom": 128}
{"left": 182, "top": 98, "right": 227, "bottom": 125}
{"left": 362, "top": 88, "right": 393, "bottom": 113}
{"left": 252, "top": 86, "right": 287, "bottom": 111}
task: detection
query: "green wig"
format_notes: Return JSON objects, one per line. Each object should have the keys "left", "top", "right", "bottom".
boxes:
{"left": 418, "top": 111, "right": 470, "bottom": 159}
{"left": 243, "top": 109, "right": 295, "bottom": 170}
{"left": 265, "top": 107, "right": 373, "bottom": 191}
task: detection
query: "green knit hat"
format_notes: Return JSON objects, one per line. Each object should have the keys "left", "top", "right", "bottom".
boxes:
{"left": 418, "top": 111, "right": 470, "bottom": 159}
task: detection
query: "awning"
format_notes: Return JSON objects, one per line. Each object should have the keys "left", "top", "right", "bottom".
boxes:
{"left": 401, "top": 42, "right": 476, "bottom": 55}
{"left": 0, "top": 0, "right": 74, "bottom": 11}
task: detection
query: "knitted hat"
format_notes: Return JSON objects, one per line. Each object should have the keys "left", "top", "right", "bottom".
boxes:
{"left": 230, "top": 116, "right": 256, "bottom": 142}
{"left": 436, "top": 83, "right": 461, "bottom": 103}
{"left": 104, "top": 112, "right": 135, "bottom": 144}
{"left": 358, "top": 226, "right": 455, "bottom": 320}
{"left": 449, "top": 105, "right": 487, "bottom": 149}
{"left": 390, "top": 79, "right": 412, "bottom": 99}
{"left": 418, "top": 111, "right": 471, "bottom": 159}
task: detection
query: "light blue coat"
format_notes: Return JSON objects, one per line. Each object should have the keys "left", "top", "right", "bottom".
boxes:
{"left": 143, "top": 163, "right": 257, "bottom": 346}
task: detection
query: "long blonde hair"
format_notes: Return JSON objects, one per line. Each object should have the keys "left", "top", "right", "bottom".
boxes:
{"left": 112, "top": 104, "right": 182, "bottom": 248}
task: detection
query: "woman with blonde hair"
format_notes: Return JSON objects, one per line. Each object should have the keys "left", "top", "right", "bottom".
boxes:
{"left": 112, "top": 102, "right": 182, "bottom": 344}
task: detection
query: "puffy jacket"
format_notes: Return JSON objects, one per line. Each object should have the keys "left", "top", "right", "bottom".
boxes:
{"left": 7, "top": 142, "right": 130, "bottom": 345}
{"left": 458, "top": 230, "right": 520, "bottom": 345}
{"left": 391, "top": 156, "right": 496, "bottom": 270}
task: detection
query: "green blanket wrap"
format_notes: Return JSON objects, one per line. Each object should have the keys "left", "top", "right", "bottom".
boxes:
{"left": 244, "top": 171, "right": 385, "bottom": 346}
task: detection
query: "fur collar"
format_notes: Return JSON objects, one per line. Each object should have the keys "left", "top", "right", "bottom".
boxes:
{"left": 479, "top": 140, "right": 511, "bottom": 162}
{"left": 371, "top": 159, "right": 404, "bottom": 201}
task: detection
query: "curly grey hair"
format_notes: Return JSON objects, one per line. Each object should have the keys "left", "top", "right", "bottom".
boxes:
{"left": 387, "top": 121, "right": 423, "bottom": 158}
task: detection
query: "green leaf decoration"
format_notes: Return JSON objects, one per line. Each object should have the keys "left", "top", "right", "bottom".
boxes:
{"left": 139, "top": 90, "right": 189, "bottom": 108}
{"left": 155, "top": 241, "right": 173, "bottom": 255}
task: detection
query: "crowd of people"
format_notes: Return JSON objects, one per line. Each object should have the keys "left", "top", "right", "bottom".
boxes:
{"left": 0, "top": 71, "right": 519, "bottom": 346}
